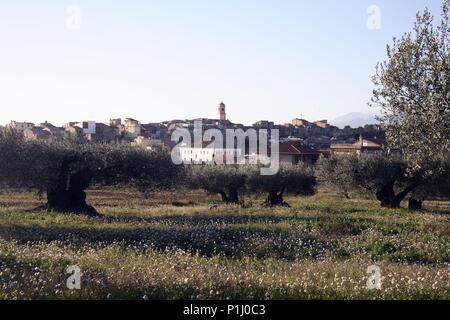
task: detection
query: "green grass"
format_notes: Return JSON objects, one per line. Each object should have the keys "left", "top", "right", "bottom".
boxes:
{"left": 0, "top": 188, "right": 449, "bottom": 300}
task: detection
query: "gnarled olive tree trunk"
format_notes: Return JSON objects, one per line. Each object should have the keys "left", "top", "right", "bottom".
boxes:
{"left": 46, "top": 158, "right": 97, "bottom": 216}
{"left": 408, "top": 198, "right": 423, "bottom": 210}
{"left": 264, "top": 187, "right": 290, "bottom": 207}
{"left": 218, "top": 188, "right": 240, "bottom": 204}
{"left": 375, "top": 182, "right": 417, "bottom": 209}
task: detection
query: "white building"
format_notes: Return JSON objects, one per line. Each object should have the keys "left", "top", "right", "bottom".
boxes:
{"left": 178, "top": 143, "right": 243, "bottom": 164}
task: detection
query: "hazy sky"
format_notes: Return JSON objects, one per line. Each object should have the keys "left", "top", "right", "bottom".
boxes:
{"left": 0, "top": 0, "right": 444, "bottom": 126}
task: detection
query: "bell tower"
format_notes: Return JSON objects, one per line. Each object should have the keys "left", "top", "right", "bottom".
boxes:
{"left": 218, "top": 101, "right": 226, "bottom": 121}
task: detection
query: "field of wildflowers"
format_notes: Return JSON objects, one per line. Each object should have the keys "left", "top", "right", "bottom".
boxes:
{"left": 0, "top": 189, "right": 448, "bottom": 300}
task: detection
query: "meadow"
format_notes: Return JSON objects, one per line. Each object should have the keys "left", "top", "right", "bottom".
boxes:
{"left": 0, "top": 188, "right": 448, "bottom": 300}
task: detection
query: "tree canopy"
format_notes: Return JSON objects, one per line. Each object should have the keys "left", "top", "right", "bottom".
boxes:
{"left": 0, "top": 132, "right": 183, "bottom": 215}
{"left": 371, "top": 1, "right": 449, "bottom": 175}
{"left": 315, "top": 155, "right": 359, "bottom": 199}
{"left": 246, "top": 164, "right": 316, "bottom": 207}
{"left": 187, "top": 164, "right": 248, "bottom": 204}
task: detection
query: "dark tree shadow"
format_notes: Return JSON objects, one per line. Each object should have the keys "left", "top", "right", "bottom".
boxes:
{"left": 0, "top": 214, "right": 335, "bottom": 261}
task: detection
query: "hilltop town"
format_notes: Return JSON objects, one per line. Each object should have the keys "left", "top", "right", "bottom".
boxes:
{"left": 1, "top": 102, "right": 384, "bottom": 164}
{"left": 1, "top": 1, "right": 449, "bottom": 304}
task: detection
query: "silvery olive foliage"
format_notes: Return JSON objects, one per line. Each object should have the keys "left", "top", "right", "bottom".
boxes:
{"left": 187, "top": 165, "right": 248, "bottom": 204}
{"left": 315, "top": 155, "right": 359, "bottom": 199}
{"left": 0, "top": 131, "right": 183, "bottom": 214}
{"left": 316, "top": 154, "right": 414, "bottom": 208}
{"left": 187, "top": 164, "right": 316, "bottom": 207}
{"left": 371, "top": 1, "right": 450, "bottom": 175}
{"left": 246, "top": 164, "right": 316, "bottom": 207}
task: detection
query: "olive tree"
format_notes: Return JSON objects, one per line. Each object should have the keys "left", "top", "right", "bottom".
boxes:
{"left": 187, "top": 164, "right": 248, "bottom": 204}
{"left": 246, "top": 164, "right": 316, "bottom": 207}
{"left": 371, "top": 1, "right": 449, "bottom": 186}
{"left": 0, "top": 134, "right": 183, "bottom": 215}
{"left": 408, "top": 159, "right": 450, "bottom": 210}
{"left": 352, "top": 154, "right": 421, "bottom": 208}
{"left": 317, "top": 154, "right": 424, "bottom": 209}
{"left": 315, "top": 155, "right": 359, "bottom": 199}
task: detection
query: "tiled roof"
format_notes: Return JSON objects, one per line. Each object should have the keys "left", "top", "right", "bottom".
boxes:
{"left": 278, "top": 141, "right": 320, "bottom": 155}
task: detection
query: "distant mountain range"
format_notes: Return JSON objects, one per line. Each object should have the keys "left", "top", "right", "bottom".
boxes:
{"left": 330, "top": 112, "right": 379, "bottom": 129}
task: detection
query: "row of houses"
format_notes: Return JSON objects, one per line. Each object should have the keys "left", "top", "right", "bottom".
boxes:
{"left": 173, "top": 103, "right": 383, "bottom": 164}
{"left": 177, "top": 135, "right": 384, "bottom": 166}
{"left": 5, "top": 119, "right": 167, "bottom": 148}
{"left": 4, "top": 102, "right": 384, "bottom": 166}
{"left": 5, "top": 123, "right": 383, "bottom": 167}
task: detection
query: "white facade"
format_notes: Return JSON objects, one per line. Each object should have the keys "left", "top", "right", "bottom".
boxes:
{"left": 75, "top": 121, "right": 96, "bottom": 134}
{"left": 179, "top": 146, "right": 242, "bottom": 164}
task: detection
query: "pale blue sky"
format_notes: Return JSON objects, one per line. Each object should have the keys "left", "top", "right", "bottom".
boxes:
{"left": 0, "top": 0, "right": 444, "bottom": 125}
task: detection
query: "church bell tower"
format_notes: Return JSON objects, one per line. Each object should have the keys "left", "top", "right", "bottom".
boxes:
{"left": 218, "top": 101, "right": 226, "bottom": 121}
